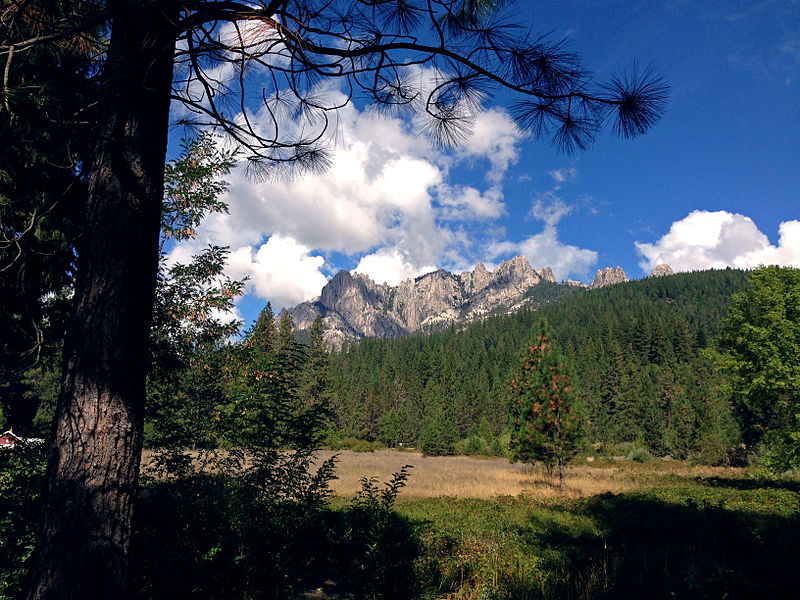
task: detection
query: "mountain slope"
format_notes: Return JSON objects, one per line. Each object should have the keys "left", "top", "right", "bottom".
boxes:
{"left": 326, "top": 268, "right": 750, "bottom": 459}
{"left": 287, "top": 256, "right": 563, "bottom": 347}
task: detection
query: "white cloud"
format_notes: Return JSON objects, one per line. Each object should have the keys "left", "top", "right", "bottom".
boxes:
{"left": 189, "top": 103, "right": 446, "bottom": 265}
{"left": 528, "top": 193, "right": 574, "bottom": 226}
{"left": 488, "top": 194, "right": 597, "bottom": 280}
{"left": 636, "top": 210, "right": 800, "bottom": 273}
{"left": 176, "top": 84, "right": 527, "bottom": 310}
{"left": 548, "top": 167, "right": 577, "bottom": 187}
{"left": 354, "top": 247, "right": 437, "bottom": 286}
{"left": 437, "top": 185, "right": 506, "bottom": 221}
{"left": 226, "top": 234, "right": 328, "bottom": 309}
{"left": 457, "top": 108, "right": 526, "bottom": 184}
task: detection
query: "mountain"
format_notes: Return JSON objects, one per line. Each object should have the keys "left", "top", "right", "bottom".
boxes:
{"left": 286, "top": 256, "right": 562, "bottom": 347}
{"left": 325, "top": 268, "right": 751, "bottom": 455}
{"left": 590, "top": 266, "right": 629, "bottom": 289}
{"left": 650, "top": 264, "right": 675, "bottom": 278}
{"left": 284, "top": 259, "right": 680, "bottom": 348}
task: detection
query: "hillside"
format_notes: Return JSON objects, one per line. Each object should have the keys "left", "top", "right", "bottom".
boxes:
{"left": 327, "top": 268, "right": 750, "bottom": 461}
{"left": 285, "top": 256, "right": 600, "bottom": 348}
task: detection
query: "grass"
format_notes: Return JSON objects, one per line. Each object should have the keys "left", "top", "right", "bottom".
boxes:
{"left": 312, "top": 450, "right": 800, "bottom": 598}
{"left": 313, "top": 449, "right": 756, "bottom": 500}
{"left": 395, "top": 484, "right": 800, "bottom": 599}
{"left": 137, "top": 448, "right": 800, "bottom": 599}
{"left": 5, "top": 447, "right": 798, "bottom": 599}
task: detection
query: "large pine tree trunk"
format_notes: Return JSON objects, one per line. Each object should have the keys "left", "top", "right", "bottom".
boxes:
{"left": 28, "top": 6, "right": 176, "bottom": 599}
{"left": 559, "top": 456, "right": 566, "bottom": 492}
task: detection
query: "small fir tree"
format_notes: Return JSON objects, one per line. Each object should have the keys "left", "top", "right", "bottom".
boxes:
{"left": 509, "top": 320, "right": 587, "bottom": 491}
{"left": 379, "top": 407, "right": 407, "bottom": 448}
{"left": 249, "top": 302, "right": 277, "bottom": 355}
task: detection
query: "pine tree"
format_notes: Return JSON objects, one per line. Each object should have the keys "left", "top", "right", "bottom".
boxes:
{"left": 714, "top": 266, "right": 800, "bottom": 470}
{"left": 419, "top": 382, "right": 458, "bottom": 456}
{"left": 250, "top": 302, "right": 277, "bottom": 355}
{"left": 299, "top": 315, "right": 331, "bottom": 428}
{"left": 509, "top": 320, "right": 587, "bottom": 492}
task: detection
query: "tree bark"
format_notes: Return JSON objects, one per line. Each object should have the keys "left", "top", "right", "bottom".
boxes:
{"left": 559, "top": 456, "right": 566, "bottom": 493}
{"left": 28, "top": 5, "right": 176, "bottom": 599}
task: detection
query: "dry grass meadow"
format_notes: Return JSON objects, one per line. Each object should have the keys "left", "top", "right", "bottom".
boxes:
{"left": 312, "top": 449, "right": 747, "bottom": 500}
{"left": 141, "top": 448, "right": 752, "bottom": 500}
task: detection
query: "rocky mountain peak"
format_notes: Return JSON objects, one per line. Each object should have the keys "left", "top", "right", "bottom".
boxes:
{"left": 536, "top": 266, "right": 556, "bottom": 283}
{"left": 590, "top": 266, "right": 629, "bottom": 289}
{"left": 286, "top": 255, "right": 562, "bottom": 348}
{"left": 462, "top": 262, "right": 493, "bottom": 294}
{"left": 320, "top": 270, "right": 374, "bottom": 311}
{"left": 565, "top": 279, "right": 589, "bottom": 288}
{"left": 649, "top": 264, "right": 675, "bottom": 278}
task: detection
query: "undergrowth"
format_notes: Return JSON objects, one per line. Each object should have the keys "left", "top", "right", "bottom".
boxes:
{"left": 2, "top": 447, "right": 798, "bottom": 600}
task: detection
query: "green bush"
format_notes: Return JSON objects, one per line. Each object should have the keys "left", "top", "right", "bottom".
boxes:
{"left": 324, "top": 466, "right": 421, "bottom": 599}
{"left": 455, "top": 426, "right": 509, "bottom": 458}
{"left": 456, "top": 434, "right": 488, "bottom": 457}
{"left": 331, "top": 436, "right": 384, "bottom": 452}
{"left": 0, "top": 443, "right": 47, "bottom": 600}
{"left": 626, "top": 446, "right": 654, "bottom": 463}
{"left": 132, "top": 466, "right": 422, "bottom": 600}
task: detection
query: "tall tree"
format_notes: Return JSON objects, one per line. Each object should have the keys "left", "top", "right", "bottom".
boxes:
{"left": 4, "top": 2, "right": 668, "bottom": 597}
{"left": 714, "top": 266, "right": 800, "bottom": 471}
{"left": 0, "top": 0, "right": 98, "bottom": 431}
{"left": 509, "top": 320, "right": 586, "bottom": 492}
{"left": 146, "top": 133, "right": 242, "bottom": 453}
{"left": 249, "top": 301, "right": 278, "bottom": 355}
{"left": 298, "top": 314, "right": 331, "bottom": 416}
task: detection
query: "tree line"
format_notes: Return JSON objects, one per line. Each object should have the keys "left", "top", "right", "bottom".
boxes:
{"left": 326, "top": 269, "right": 751, "bottom": 463}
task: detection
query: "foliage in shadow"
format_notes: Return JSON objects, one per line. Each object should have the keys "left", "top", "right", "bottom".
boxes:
{"left": 532, "top": 490, "right": 800, "bottom": 599}
{"left": 131, "top": 466, "right": 423, "bottom": 600}
{"left": 0, "top": 443, "right": 47, "bottom": 599}
{"left": 698, "top": 475, "right": 800, "bottom": 493}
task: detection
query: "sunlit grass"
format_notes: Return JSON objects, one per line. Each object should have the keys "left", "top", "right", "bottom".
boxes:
{"left": 312, "top": 450, "right": 756, "bottom": 500}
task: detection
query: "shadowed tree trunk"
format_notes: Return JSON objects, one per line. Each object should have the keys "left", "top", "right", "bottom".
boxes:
{"left": 27, "top": 5, "right": 177, "bottom": 599}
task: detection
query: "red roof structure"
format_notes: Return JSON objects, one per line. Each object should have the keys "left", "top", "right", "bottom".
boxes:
{"left": 0, "top": 428, "right": 23, "bottom": 447}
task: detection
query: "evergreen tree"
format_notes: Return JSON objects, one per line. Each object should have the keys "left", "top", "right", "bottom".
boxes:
{"left": 299, "top": 315, "right": 331, "bottom": 429}
{"left": 714, "top": 266, "right": 800, "bottom": 470}
{"left": 509, "top": 320, "right": 586, "bottom": 492}
{"left": 379, "top": 407, "right": 407, "bottom": 448}
{"left": 419, "top": 382, "right": 458, "bottom": 456}
{"left": 250, "top": 302, "right": 277, "bottom": 355}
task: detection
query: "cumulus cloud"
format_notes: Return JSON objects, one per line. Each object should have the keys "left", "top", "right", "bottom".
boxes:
{"left": 226, "top": 234, "right": 328, "bottom": 309}
{"left": 636, "top": 210, "right": 800, "bottom": 273}
{"left": 354, "top": 247, "right": 437, "bottom": 286}
{"left": 174, "top": 83, "right": 526, "bottom": 309}
{"left": 488, "top": 194, "right": 597, "bottom": 280}
{"left": 437, "top": 185, "right": 506, "bottom": 221}
{"left": 457, "top": 108, "right": 526, "bottom": 184}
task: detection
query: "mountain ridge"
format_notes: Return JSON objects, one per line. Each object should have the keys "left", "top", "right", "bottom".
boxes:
{"left": 281, "top": 257, "right": 675, "bottom": 348}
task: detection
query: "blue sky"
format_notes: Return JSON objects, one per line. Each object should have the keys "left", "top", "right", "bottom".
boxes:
{"left": 167, "top": 1, "right": 800, "bottom": 326}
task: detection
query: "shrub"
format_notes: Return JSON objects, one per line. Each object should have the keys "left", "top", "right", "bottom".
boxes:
{"left": 0, "top": 443, "right": 47, "bottom": 600}
{"left": 332, "top": 437, "right": 384, "bottom": 452}
{"left": 627, "top": 446, "right": 654, "bottom": 463}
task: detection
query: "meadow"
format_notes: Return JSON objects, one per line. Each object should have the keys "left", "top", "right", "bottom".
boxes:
{"left": 310, "top": 450, "right": 800, "bottom": 600}
{"left": 6, "top": 447, "right": 799, "bottom": 600}
{"left": 317, "top": 449, "right": 751, "bottom": 499}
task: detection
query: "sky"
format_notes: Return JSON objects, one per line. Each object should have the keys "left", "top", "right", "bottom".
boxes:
{"left": 166, "top": 0, "right": 800, "bottom": 327}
